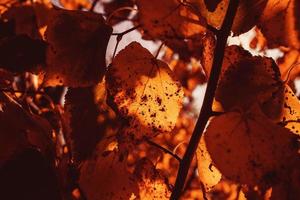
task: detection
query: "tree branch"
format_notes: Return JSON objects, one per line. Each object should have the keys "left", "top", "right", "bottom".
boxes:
{"left": 170, "top": 1, "right": 240, "bottom": 199}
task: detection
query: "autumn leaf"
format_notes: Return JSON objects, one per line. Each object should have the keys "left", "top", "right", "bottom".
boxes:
{"left": 264, "top": 85, "right": 300, "bottom": 136}
{"left": 258, "top": 0, "right": 300, "bottom": 49}
{"left": 0, "top": 35, "right": 46, "bottom": 73}
{"left": 196, "top": 136, "right": 222, "bottom": 191}
{"left": 136, "top": 0, "right": 209, "bottom": 59}
{"left": 204, "top": 105, "right": 299, "bottom": 187}
{"left": 79, "top": 141, "right": 171, "bottom": 200}
{"left": 133, "top": 158, "right": 171, "bottom": 199}
{"left": 0, "top": 92, "right": 53, "bottom": 167}
{"left": 2, "top": 5, "right": 41, "bottom": 39}
{"left": 215, "top": 47, "right": 282, "bottom": 111}
{"left": 44, "top": 9, "right": 112, "bottom": 87}
{"left": 106, "top": 42, "right": 183, "bottom": 140}
{"left": 190, "top": 0, "right": 290, "bottom": 34}
{"left": 0, "top": 148, "right": 61, "bottom": 200}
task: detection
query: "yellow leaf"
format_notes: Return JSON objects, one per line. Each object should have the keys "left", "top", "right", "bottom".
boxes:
{"left": 106, "top": 42, "right": 183, "bottom": 139}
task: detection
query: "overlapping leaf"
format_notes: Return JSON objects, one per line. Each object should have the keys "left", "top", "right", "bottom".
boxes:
{"left": 196, "top": 136, "right": 222, "bottom": 191}
{"left": 204, "top": 105, "right": 299, "bottom": 187}
{"left": 106, "top": 42, "right": 183, "bottom": 140}
{"left": 136, "top": 0, "right": 209, "bottom": 59}
{"left": 44, "top": 9, "right": 112, "bottom": 87}
{"left": 0, "top": 92, "right": 53, "bottom": 167}
{"left": 215, "top": 52, "right": 282, "bottom": 111}
{"left": 259, "top": 0, "right": 299, "bottom": 49}
{"left": 79, "top": 141, "right": 171, "bottom": 200}
{"left": 190, "top": 0, "right": 290, "bottom": 35}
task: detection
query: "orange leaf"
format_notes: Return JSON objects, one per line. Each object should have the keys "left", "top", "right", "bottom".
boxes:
{"left": 106, "top": 42, "right": 184, "bottom": 140}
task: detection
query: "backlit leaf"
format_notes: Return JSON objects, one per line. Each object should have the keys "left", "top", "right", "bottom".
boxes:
{"left": 196, "top": 136, "right": 222, "bottom": 191}
{"left": 106, "top": 42, "right": 183, "bottom": 139}
{"left": 136, "top": 0, "right": 208, "bottom": 59}
{"left": 204, "top": 105, "right": 299, "bottom": 187}
{"left": 215, "top": 51, "right": 282, "bottom": 111}
{"left": 44, "top": 9, "right": 112, "bottom": 87}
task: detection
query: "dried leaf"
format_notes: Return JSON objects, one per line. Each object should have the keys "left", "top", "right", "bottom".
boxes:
{"left": 106, "top": 42, "right": 183, "bottom": 140}
{"left": 44, "top": 9, "right": 112, "bottom": 87}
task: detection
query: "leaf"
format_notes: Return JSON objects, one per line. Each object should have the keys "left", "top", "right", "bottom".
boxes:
{"left": 133, "top": 158, "right": 171, "bottom": 200}
{"left": 2, "top": 5, "right": 41, "bottom": 39}
{"left": 204, "top": 105, "right": 299, "bottom": 187}
{"left": 106, "top": 42, "right": 183, "bottom": 140}
{"left": 0, "top": 148, "right": 61, "bottom": 200}
{"left": 272, "top": 85, "right": 300, "bottom": 136}
{"left": 190, "top": 0, "right": 290, "bottom": 34}
{"left": 258, "top": 0, "right": 300, "bottom": 49}
{"left": 79, "top": 141, "right": 171, "bottom": 200}
{"left": 0, "top": 35, "right": 46, "bottom": 73}
{"left": 79, "top": 147, "right": 139, "bottom": 200}
{"left": 59, "top": 0, "right": 91, "bottom": 10}
{"left": 215, "top": 51, "right": 282, "bottom": 111}
{"left": 136, "top": 0, "right": 208, "bottom": 59}
{"left": 0, "top": 92, "right": 53, "bottom": 167}
{"left": 196, "top": 136, "right": 222, "bottom": 191}
{"left": 44, "top": 9, "right": 112, "bottom": 87}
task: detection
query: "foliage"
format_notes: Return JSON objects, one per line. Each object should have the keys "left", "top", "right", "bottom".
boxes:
{"left": 0, "top": 0, "right": 299, "bottom": 200}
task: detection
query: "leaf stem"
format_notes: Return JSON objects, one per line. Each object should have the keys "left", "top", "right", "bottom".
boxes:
{"left": 146, "top": 139, "right": 182, "bottom": 162}
{"left": 170, "top": 0, "right": 240, "bottom": 199}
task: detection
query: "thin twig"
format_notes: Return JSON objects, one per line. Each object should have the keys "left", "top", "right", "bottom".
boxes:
{"left": 155, "top": 42, "right": 164, "bottom": 59}
{"left": 146, "top": 139, "right": 182, "bottom": 162}
{"left": 89, "top": 0, "right": 99, "bottom": 12}
{"left": 111, "top": 25, "right": 141, "bottom": 59}
{"left": 170, "top": 0, "right": 240, "bottom": 199}
{"left": 111, "top": 25, "right": 141, "bottom": 36}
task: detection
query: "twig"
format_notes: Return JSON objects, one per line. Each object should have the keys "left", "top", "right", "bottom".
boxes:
{"left": 146, "top": 139, "right": 182, "bottom": 162}
{"left": 89, "top": 0, "right": 99, "bottom": 12}
{"left": 170, "top": 0, "right": 240, "bottom": 199}
{"left": 107, "top": 6, "right": 137, "bottom": 23}
{"left": 111, "top": 25, "right": 141, "bottom": 36}
{"left": 155, "top": 42, "right": 164, "bottom": 59}
{"left": 111, "top": 25, "right": 141, "bottom": 59}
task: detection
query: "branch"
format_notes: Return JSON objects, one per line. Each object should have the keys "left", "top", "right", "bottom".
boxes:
{"left": 170, "top": 1, "right": 240, "bottom": 199}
